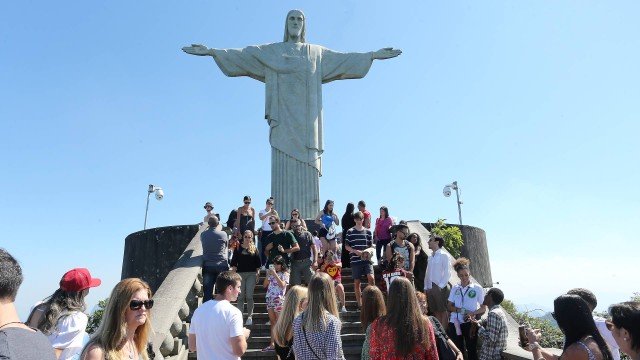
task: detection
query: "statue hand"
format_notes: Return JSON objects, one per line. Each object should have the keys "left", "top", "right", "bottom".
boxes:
{"left": 182, "top": 44, "right": 212, "bottom": 56}
{"left": 373, "top": 47, "right": 402, "bottom": 60}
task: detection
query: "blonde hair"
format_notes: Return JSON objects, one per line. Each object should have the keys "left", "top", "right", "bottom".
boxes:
{"left": 81, "top": 278, "right": 152, "bottom": 360}
{"left": 302, "top": 272, "right": 339, "bottom": 332}
{"left": 273, "top": 286, "right": 308, "bottom": 347}
{"left": 243, "top": 230, "right": 257, "bottom": 255}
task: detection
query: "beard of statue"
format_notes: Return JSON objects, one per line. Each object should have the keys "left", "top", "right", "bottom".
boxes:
{"left": 283, "top": 9, "right": 306, "bottom": 43}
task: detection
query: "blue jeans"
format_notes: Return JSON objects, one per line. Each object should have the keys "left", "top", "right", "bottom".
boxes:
{"left": 260, "top": 230, "right": 273, "bottom": 266}
{"left": 202, "top": 264, "right": 229, "bottom": 303}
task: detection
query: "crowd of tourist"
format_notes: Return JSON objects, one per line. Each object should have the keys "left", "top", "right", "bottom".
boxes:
{"left": 0, "top": 198, "right": 638, "bottom": 360}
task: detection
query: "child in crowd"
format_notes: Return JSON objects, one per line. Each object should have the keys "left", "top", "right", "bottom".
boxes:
{"left": 263, "top": 255, "right": 289, "bottom": 352}
{"left": 381, "top": 252, "right": 412, "bottom": 294}
{"left": 319, "top": 250, "right": 347, "bottom": 312}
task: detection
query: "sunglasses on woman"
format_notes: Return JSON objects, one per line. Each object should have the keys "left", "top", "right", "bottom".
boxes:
{"left": 130, "top": 299, "right": 154, "bottom": 310}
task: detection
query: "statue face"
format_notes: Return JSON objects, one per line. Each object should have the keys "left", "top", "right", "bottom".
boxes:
{"left": 287, "top": 11, "right": 304, "bottom": 39}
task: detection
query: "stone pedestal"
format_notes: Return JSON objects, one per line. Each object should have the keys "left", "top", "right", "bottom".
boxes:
{"left": 422, "top": 223, "right": 493, "bottom": 287}
{"left": 121, "top": 225, "right": 199, "bottom": 292}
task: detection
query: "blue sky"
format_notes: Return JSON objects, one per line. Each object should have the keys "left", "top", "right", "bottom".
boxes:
{"left": 1, "top": 1, "right": 638, "bottom": 317}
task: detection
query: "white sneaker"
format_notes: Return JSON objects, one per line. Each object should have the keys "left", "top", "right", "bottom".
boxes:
{"left": 340, "top": 306, "right": 347, "bottom": 313}
{"left": 265, "top": 320, "right": 270, "bottom": 325}
{"left": 245, "top": 317, "right": 252, "bottom": 326}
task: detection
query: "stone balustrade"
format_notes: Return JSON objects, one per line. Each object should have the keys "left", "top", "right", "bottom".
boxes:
{"left": 143, "top": 225, "right": 205, "bottom": 360}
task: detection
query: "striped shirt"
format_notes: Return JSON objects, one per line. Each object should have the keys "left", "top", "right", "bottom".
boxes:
{"left": 345, "top": 228, "right": 373, "bottom": 265}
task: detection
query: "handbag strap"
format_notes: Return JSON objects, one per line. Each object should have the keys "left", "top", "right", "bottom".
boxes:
{"left": 301, "top": 313, "right": 323, "bottom": 360}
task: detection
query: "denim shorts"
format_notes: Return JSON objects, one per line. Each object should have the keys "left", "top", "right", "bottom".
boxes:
{"left": 351, "top": 262, "right": 373, "bottom": 280}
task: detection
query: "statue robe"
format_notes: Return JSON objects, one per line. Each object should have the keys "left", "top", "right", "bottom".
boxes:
{"left": 211, "top": 42, "right": 373, "bottom": 218}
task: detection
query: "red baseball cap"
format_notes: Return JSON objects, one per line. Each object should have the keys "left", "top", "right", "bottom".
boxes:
{"left": 59, "top": 268, "right": 102, "bottom": 292}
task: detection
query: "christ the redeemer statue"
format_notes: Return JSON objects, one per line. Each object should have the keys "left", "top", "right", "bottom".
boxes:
{"left": 183, "top": 9, "right": 401, "bottom": 218}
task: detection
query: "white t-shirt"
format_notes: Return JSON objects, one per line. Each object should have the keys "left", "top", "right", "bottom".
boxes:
{"left": 424, "top": 248, "right": 451, "bottom": 290}
{"left": 594, "top": 315, "right": 621, "bottom": 360}
{"left": 259, "top": 209, "right": 275, "bottom": 231}
{"left": 312, "top": 236, "right": 322, "bottom": 260}
{"left": 448, "top": 283, "right": 485, "bottom": 323}
{"left": 47, "top": 311, "right": 89, "bottom": 360}
{"left": 189, "top": 299, "right": 244, "bottom": 360}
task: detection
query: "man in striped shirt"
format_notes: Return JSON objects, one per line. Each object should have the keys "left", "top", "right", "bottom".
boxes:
{"left": 344, "top": 211, "right": 374, "bottom": 308}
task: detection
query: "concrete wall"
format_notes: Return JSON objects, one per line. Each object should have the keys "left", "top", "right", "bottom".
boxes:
{"left": 121, "top": 221, "right": 492, "bottom": 289}
{"left": 422, "top": 223, "right": 493, "bottom": 287}
{"left": 121, "top": 225, "right": 199, "bottom": 293}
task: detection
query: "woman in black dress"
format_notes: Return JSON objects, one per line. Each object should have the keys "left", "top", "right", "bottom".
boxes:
{"left": 234, "top": 195, "right": 255, "bottom": 235}
{"left": 409, "top": 233, "right": 428, "bottom": 292}
{"left": 340, "top": 202, "right": 356, "bottom": 267}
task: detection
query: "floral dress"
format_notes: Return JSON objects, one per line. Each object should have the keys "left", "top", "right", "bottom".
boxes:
{"left": 266, "top": 271, "right": 289, "bottom": 313}
{"left": 369, "top": 316, "right": 439, "bottom": 360}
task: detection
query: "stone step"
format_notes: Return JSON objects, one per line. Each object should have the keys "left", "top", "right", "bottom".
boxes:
{"left": 248, "top": 276, "right": 356, "bottom": 288}
{"left": 236, "top": 300, "right": 360, "bottom": 314}
{"left": 258, "top": 267, "right": 357, "bottom": 275}
{"left": 241, "top": 311, "right": 362, "bottom": 323}
{"left": 239, "top": 345, "right": 364, "bottom": 360}
{"left": 247, "top": 333, "right": 364, "bottom": 348}
{"left": 187, "top": 344, "right": 364, "bottom": 360}
{"left": 250, "top": 281, "right": 371, "bottom": 295}
{"left": 247, "top": 290, "right": 361, "bottom": 301}
{"left": 243, "top": 321, "right": 363, "bottom": 337}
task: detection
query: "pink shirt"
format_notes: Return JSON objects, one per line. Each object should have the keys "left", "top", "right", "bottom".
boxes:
{"left": 375, "top": 217, "right": 393, "bottom": 240}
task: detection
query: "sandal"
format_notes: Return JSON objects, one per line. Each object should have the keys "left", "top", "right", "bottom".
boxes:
{"left": 262, "top": 345, "right": 275, "bottom": 352}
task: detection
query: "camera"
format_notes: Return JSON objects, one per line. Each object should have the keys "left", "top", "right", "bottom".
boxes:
{"left": 443, "top": 186, "right": 452, "bottom": 197}
{"left": 268, "top": 264, "right": 275, "bottom": 271}
{"left": 155, "top": 188, "right": 164, "bottom": 200}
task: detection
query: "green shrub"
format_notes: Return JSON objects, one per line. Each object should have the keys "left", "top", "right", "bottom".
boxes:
{"left": 430, "top": 219, "right": 464, "bottom": 258}
{"left": 86, "top": 298, "right": 109, "bottom": 334}
{"left": 502, "top": 299, "right": 564, "bottom": 349}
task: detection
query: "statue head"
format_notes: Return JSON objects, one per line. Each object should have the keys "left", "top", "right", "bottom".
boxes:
{"left": 283, "top": 9, "right": 306, "bottom": 43}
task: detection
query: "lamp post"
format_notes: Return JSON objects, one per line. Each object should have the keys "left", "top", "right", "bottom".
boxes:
{"left": 144, "top": 184, "right": 164, "bottom": 230}
{"left": 443, "top": 181, "right": 463, "bottom": 225}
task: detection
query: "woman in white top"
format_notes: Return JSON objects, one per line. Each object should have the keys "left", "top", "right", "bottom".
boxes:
{"left": 446, "top": 257, "right": 486, "bottom": 360}
{"left": 258, "top": 197, "right": 278, "bottom": 266}
{"left": 27, "top": 268, "right": 101, "bottom": 360}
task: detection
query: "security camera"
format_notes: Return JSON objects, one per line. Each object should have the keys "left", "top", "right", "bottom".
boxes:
{"left": 155, "top": 188, "right": 164, "bottom": 200}
{"left": 443, "top": 186, "right": 452, "bottom": 197}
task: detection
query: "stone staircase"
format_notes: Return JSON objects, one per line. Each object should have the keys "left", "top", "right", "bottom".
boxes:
{"left": 137, "top": 221, "right": 526, "bottom": 360}
{"left": 187, "top": 266, "right": 367, "bottom": 359}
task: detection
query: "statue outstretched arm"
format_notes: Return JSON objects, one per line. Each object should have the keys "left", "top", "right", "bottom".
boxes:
{"left": 372, "top": 47, "right": 402, "bottom": 60}
{"left": 182, "top": 44, "right": 217, "bottom": 57}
